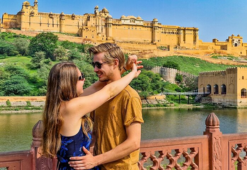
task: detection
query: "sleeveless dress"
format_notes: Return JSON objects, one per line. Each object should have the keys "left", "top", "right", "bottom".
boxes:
{"left": 57, "top": 126, "right": 100, "bottom": 170}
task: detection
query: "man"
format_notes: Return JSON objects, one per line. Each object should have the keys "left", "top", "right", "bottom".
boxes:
{"left": 69, "top": 43, "right": 144, "bottom": 170}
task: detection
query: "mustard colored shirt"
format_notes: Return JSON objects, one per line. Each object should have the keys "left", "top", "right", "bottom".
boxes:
{"left": 91, "top": 85, "right": 144, "bottom": 170}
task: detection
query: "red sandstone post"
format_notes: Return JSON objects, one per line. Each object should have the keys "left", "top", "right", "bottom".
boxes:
{"left": 203, "top": 113, "right": 223, "bottom": 170}
{"left": 32, "top": 120, "right": 57, "bottom": 170}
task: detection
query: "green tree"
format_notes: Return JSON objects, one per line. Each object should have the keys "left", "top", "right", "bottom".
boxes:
{"left": 175, "top": 73, "right": 183, "bottom": 83}
{"left": 0, "top": 40, "right": 18, "bottom": 56}
{"left": 163, "top": 61, "right": 180, "bottom": 70}
{"left": 68, "top": 49, "right": 83, "bottom": 60}
{"left": 13, "top": 38, "right": 30, "bottom": 55}
{"left": 28, "top": 32, "right": 58, "bottom": 60}
{"left": 54, "top": 46, "right": 67, "bottom": 61}
{"left": 3, "top": 75, "right": 31, "bottom": 96}
{"left": 4, "top": 65, "right": 29, "bottom": 78}
{"left": 30, "top": 51, "right": 46, "bottom": 68}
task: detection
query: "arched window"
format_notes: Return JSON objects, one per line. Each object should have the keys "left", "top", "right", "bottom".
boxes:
{"left": 206, "top": 84, "right": 211, "bottom": 94}
{"left": 214, "top": 84, "right": 219, "bottom": 94}
{"left": 221, "top": 84, "right": 226, "bottom": 94}
{"left": 241, "top": 88, "right": 247, "bottom": 98}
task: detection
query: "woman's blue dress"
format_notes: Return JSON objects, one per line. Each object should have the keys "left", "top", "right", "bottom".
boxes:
{"left": 57, "top": 126, "right": 100, "bottom": 170}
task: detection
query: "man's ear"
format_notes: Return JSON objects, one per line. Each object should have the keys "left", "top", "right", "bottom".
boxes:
{"left": 113, "top": 59, "right": 119, "bottom": 69}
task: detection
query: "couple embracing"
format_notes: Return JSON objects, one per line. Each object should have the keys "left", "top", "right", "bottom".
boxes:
{"left": 42, "top": 43, "right": 144, "bottom": 170}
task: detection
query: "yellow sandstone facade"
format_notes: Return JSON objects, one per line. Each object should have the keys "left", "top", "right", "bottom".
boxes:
{"left": 1, "top": 0, "right": 247, "bottom": 56}
{"left": 0, "top": 0, "right": 198, "bottom": 49}
{"left": 198, "top": 67, "right": 247, "bottom": 107}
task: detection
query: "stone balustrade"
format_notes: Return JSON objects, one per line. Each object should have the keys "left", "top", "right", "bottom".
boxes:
{"left": 0, "top": 112, "right": 247, "bottom": 169}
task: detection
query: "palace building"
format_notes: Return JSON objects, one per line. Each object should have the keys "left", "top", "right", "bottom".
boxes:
{"left": 0, "top": 0, "right": 199, "bottom": 49}
{"left": 198, "top": 67, "right": 247, "bottom": 107}
{"left": 1, "top": 0, "right": 247, "bottom": 56}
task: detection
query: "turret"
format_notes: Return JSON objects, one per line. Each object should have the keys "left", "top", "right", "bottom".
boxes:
{"left": 152, "top": 18, "right": 158, "bottom": 43}
{"left": 94, "top": 6, "right": 99, "bottom": 16}
{"left": 34, "top": 0, "right": 38, "bottom": 10}
{"left": 106, "top": 16, "right": 112, "bottom": 39}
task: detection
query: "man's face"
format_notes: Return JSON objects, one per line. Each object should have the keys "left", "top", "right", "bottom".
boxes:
{"left": 93, "top": 52, "right": 114, "bottom": 82}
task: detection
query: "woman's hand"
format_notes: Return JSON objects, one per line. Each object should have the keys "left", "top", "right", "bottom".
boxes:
{"left": 131, "top": 63, "right": 141, "bottom": 78}
{"left": 125, "top": 55, "right": 143, "bottom": 71}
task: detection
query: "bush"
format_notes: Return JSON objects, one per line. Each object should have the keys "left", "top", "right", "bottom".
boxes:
{"left": 163, "top": 61, "right": 180, "bottom": 70}
{"left": 26, "top": 101, "right": 31, "bottom": 107}
{"left": 54, "top": 46, "right": 67, "bottom": 61}
{"left": 13, "top": 38, "right": 30, "bottom": 55}
{"left": 0, "top": 40, "right": 18, "bottom": 56}
{"left": 6, "top": 100, "right": 11, "bottom": 107}
{"left": 3, "top": 75, "right": 31, "bottom": 96}
{"left": 29, "top": 32, "right": 58, "bottom": 60}
{"left": 175, "top": 73, "right": 183, "bottom": 83}
{"left": 30, "top": 51, "right": 46, "bottom": 68}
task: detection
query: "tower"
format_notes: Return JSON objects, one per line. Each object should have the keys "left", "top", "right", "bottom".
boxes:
{"left": 34, "top": 0, "right": 38, "bottom": 11}
{"left": 152, "top": 18, "right": 158, "bottom": 43}
{"left": 106, "top": 16, "right": 112, "bottom": 39}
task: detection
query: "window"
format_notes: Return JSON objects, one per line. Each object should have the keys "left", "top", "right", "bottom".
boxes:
{"left": 221, "top": 84, "right": 226, "bottom": 94}
{"left": 241, "top": 88, "right": 247, "bottom": 98}
{"left": 242, "top": 76, "right": 244, "bottom": 80}
{"left": 214, "top": 84, "right": 219, "bottom": 94}
{"left": 206, "top": 84, "right": 211, "bottom": 94}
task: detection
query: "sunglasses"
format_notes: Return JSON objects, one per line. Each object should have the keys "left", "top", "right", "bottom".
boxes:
{"left": 91, "top": 61, "right": 107, "bottom": 69}
{"left": 78, "top": 72, "right": 85, "bottom": 81}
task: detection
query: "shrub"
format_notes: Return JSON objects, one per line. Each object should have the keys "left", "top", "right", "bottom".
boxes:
{"left": 163, "top": 61, "right": 180, "bottom": 70}
{"left": 26, "top": 101, "right": 31, "bottom": 107}
{"left": 175, "top": 73, "right": 183, "bottom": 83}
{"left": 13, "top": 38, "right": 30, "bottom": 55}
{"left": 29, "top": 32, "right": 58, "bottom": 60}
{"left": 0, "top": 40, "right": 18, "bottom": 56}
{"left": 6, "top": 100, "right": 11, "bottom": 107}
{"left": 54, "top": 46, "right": 67, "bottom": 61}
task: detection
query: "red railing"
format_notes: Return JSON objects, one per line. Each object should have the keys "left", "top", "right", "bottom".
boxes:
{"left": 0, "top": 113, "right": 246, "bottom": 170}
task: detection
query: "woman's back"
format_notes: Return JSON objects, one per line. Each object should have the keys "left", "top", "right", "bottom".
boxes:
{"left": 57, "top": 125, "right": 98, "bottom": 170}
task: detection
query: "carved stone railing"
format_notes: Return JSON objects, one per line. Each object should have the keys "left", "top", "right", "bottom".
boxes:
{"left": 1, "top": 112, "right": 247, "bottom": 170}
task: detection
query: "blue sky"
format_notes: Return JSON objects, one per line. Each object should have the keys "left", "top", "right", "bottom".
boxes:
{"left": 1, "top": 0, "right": 247, "bottom": 42}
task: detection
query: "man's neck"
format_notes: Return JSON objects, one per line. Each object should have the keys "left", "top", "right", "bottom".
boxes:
{"left": 106, "top": 72, "right": 121, "bottom": 84}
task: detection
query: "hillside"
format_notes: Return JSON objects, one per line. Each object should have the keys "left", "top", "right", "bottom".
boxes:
{"left": 141, "top": 56, "right": 247, "bottom": 75}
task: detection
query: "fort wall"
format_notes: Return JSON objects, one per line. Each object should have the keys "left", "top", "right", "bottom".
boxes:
{"left": 151, "top": 66, "right": 197, "bottom": 84}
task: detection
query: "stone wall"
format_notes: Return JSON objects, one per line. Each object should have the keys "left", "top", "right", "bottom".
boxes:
{"left": 151, "top": 66, "right": 198, "bottom": 84}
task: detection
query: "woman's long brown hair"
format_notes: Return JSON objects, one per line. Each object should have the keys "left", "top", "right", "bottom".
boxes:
{"left": 41, "top": 62, "right": 92, "bottom": 158}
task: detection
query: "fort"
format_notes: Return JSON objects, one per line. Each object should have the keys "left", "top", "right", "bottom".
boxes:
{"left": 198, "top": 67, "right": 247, "bottom": 106}
{"left": 1, "top": 0, "right": 247, "bottom": 57}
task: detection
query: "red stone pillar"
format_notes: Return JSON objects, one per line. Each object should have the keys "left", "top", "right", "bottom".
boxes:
{"left": 31, "top": 120, "right": 57, "bottom": 170}
{"left": 203, "top": 113, "right": 223, "bottom": 170}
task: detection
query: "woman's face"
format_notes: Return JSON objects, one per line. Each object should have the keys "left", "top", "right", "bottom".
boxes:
{"left": 76, "top": 68, "right": 85, "bottom": 95}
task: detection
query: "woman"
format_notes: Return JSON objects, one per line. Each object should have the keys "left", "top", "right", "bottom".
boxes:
{"left": 41, "top": 62, "right": 140, "bottom": 170}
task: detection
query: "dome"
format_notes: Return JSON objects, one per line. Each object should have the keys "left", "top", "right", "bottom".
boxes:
{"left": 60, "top": 12, "right": 65, "bottom": 15}
{"left": 102, "top": 8, "right": 109, "bottom": 13}
{"left": 32, "top": 120, "right": 43, "bottom": 138}
{"left": 127, "top": 16, "right": 136, "bottom": 19}
{"left": 121, "top": 15, "right": 126, "bottom": 19}
{"left": 205, "top": 113, "right": 220, "bottom": 127}
{"left": 23, "top": 1, "right": 30, "bottom": 6}
{"left": 153, "top": 18, "right": 158, "bottom": 22}
{"left": 95, "top": 5, "right": 99, "bottom": 9}
{"left": 136, "top": 16, "right": 142, "bottom": 20}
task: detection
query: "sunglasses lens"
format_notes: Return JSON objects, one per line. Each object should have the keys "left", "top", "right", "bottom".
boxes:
{"left": 79, "top": 72, "right": 85, "bottom": 81}
{"left": 92, "top": 62, "right": 102, "bottom": 69}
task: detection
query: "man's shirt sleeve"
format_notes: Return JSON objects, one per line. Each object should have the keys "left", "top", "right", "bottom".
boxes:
{"left": 123, "top": 97, "right": 144, "bottom": 126}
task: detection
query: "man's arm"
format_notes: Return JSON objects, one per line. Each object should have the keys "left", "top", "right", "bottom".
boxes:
{"left": 69, "top": 122, "right": 141, "bottom": 169}
{"left": 82, "top": 55, "right": 142, "bottom": 96}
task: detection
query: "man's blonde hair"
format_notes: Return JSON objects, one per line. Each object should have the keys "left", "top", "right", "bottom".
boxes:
{"left": 88, "top": 43, "right": 125, "bottom": 71}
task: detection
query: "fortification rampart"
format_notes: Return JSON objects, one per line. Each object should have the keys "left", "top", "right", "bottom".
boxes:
{"left": 151, "top": 66, "right": 197, "bottom": 84}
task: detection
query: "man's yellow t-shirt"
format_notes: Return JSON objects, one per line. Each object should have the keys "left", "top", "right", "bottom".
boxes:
{"left": 91, "top": 85, "right": 144, "bottom": 170}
